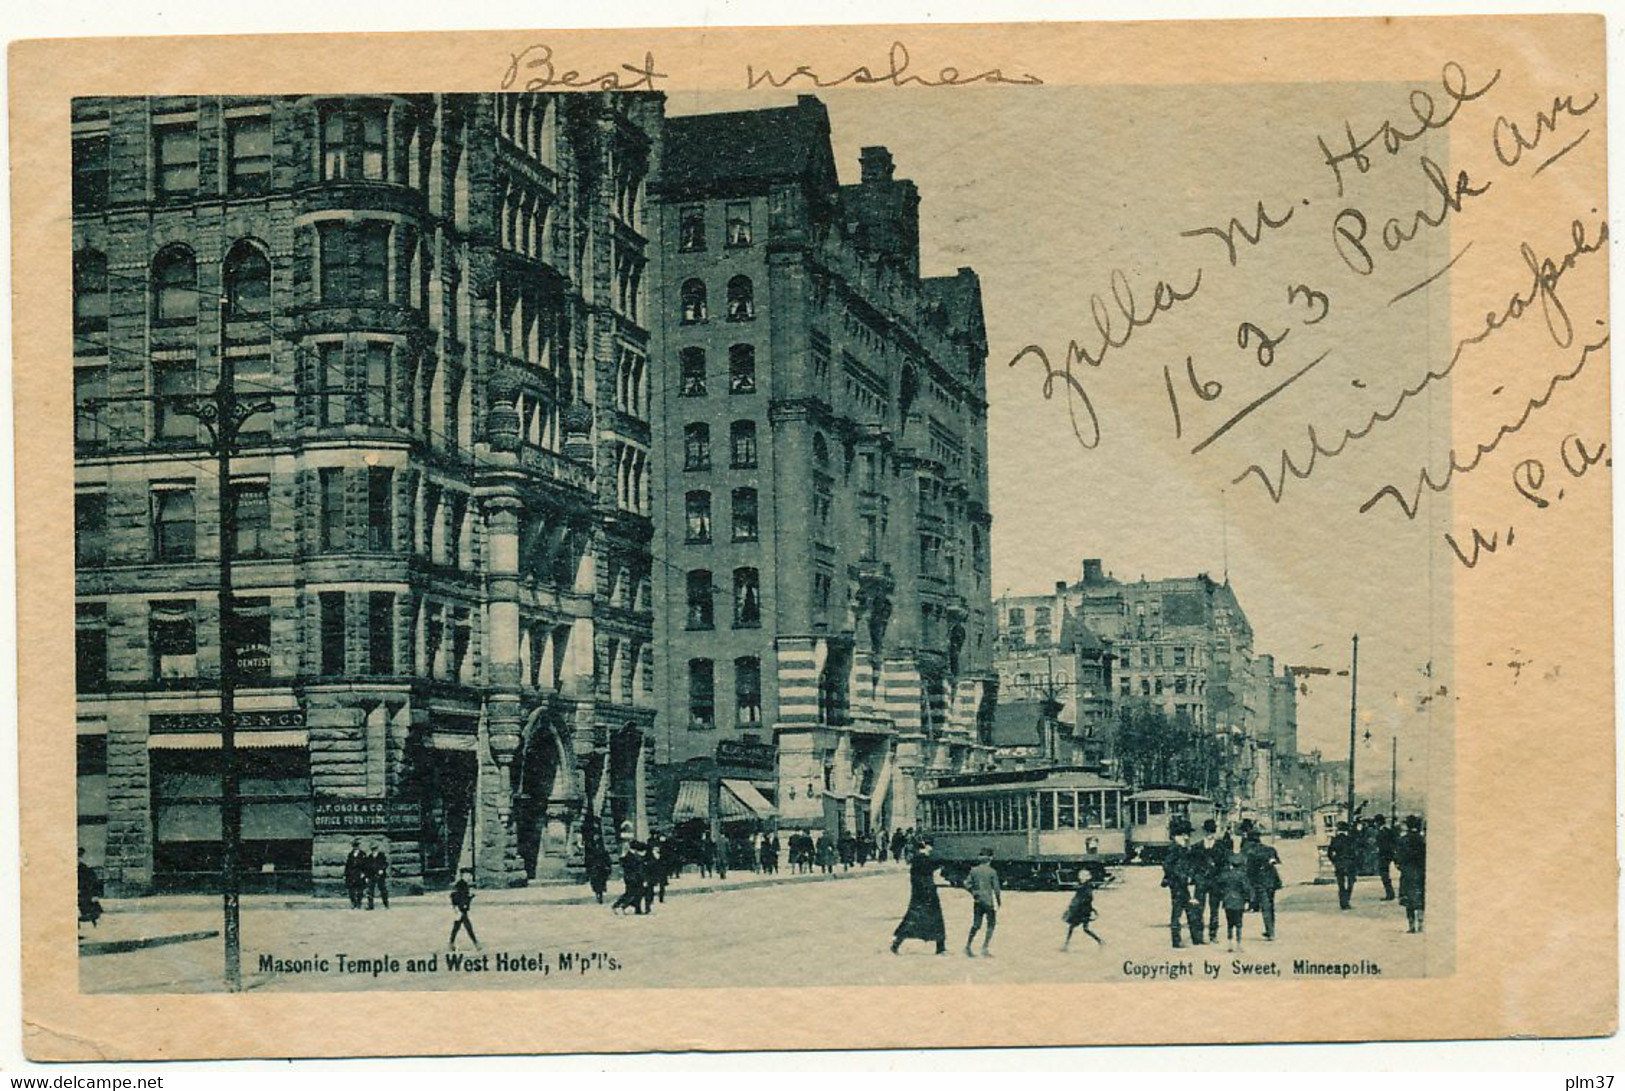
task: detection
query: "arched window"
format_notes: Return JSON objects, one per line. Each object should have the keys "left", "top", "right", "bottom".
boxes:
{"left": 683, "top": 423, "right": 710, "bottom": 470}
{"left": 152, "top": 246, "right": 197, "bottom": 325}
{"left": 728, "top": 344, "right": 756, "bottom": 394}
{"left": 686, "top": 570, "right": 714, "bottom": 630}
{"left": 729, "top": 420, "right": 757, "bottom": 468}
{"left": 680, "top": 278, "right": 707, "bottom": 324}
{"left": 726, "top": 275, "right": 754, "bottom": 321}
{"left": 733, "top": 567, "right": 761, "bottom": 628}
{"left": 74, "top": 249, "right": 108, "bottom": 334}
{"left": 223, "top": 240, "right": 271, "bottom": 318}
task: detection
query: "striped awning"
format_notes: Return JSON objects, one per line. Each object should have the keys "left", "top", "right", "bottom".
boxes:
{"left": 673, "top": 780, "right": 710, "bottom": 821}
{"left": 148, "top": 730, "right": 309, "bottom": 750}
{"left": 721, "top": 779, "right": 777, "bottom": 820}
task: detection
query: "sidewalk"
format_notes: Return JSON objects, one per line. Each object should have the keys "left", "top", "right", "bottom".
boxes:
{"left": 81, "top": 861, "right": 905, "bottom": 953}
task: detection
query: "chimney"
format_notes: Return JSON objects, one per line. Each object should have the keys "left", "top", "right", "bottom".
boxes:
{"left": 860, "top": 146, "right": 895, "bottom": 184}
{"left": 1082, "top": 558, "right": 1105, "bottom": 583}
{"left": 1055, "top": 581, "right": 1068, "bottom": 595}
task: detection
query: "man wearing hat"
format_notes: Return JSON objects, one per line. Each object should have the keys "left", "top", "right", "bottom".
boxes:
{"left": 1161, "top": 820, "right": 1202, "bottom": 948}
{"left": 1194, "top": 818, "right": 1231, "bottom": 943}
{"left": 1373, "top": 814, "right": 1398, "bottom": 900}
{"left": 1328, "top": 820, "right": 1358, "bottom": 910}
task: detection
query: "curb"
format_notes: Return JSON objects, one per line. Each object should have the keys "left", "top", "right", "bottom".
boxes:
{"left": 80, "top": 929, "right": 220, "bottom": 956}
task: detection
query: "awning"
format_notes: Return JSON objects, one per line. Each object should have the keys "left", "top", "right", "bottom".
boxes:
{"left": 149, "top": 730, "right": 309, "bottom": 750}
{"left": 672, "top": 780, "right": 710, "bottom": 821}
{"left": 720, "top": 779, "right": 777, "bottom": 820}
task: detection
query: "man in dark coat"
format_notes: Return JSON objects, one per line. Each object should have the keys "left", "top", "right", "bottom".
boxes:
{"left": 1373, "top": 814, "right": 1398, "bottom": 900}
{"left": 77, "top": 848, "right": 103, "bottom": 928}
{"left": 1396, "top": 815, "right": 1427, "bottom": 933}
{"left": 1161, "top": 821, "right": 1203, "bottom": 948}
{"left": 1192, "top": 818, "right": 1227, "bottom": 942}
{"left": 613, "top": 842, "right": 647, "bottom": 914}
{"left": 1241, "top": 829, "right": 1283, "bottom": 940}
{"left": 343, "top": 838, "right": 368, "bottom": 909}
{"left": 1328, "top": 821, "right": 1358, "bottom": 910}
{"left": 366, "top": 841, "right": 390, "bottom": 910}
{"left": 890, "top": 840, "right": 947, "bottom": 954}
{"left": 585, "top": 840, "right": 612, "bottom": 904}
{"left": 890, "top": 828, "right": 907, "bottom": 862}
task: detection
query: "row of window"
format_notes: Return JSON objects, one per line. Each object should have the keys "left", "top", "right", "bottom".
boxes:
{"left": 684, "top": 568, "right": 760, "bottom": 630}
{"left": 684, "top": 488, "right": 757, "bottom": 544}
{"left": 683, "top": 421, "right": 757, "bottom": 471}
{"left": 73, "top": 468, "right": 489, "bottom": 572}
{"left": 74, "top": 241, "right": 271, "bottom": 334}
{"left": 677, "top": 345, "right": 756, "bottom": 397}
{"left": 686, "top": 655, "right": 761, "bottom": 730}
{"left": 677, "top": 203, "right": 753, "bottom": 252}
{"left": 679, "top": 277, "right": 754, "bottom": 324}
{"left": 75, "top": 590, "right": 399, "bottom": 688}
{"left": 1120, "top": 674, "right": 1207, "bottom": 698}
{"left": 920, "top": 790, "right": 1125, "bottom": 834}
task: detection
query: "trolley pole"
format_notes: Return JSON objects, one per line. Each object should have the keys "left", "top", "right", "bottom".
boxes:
{"left": 1345, "top": 634, "right": 1359, "bottom": 825}
{"left": 1390, "top": 734, "right": 1398, "bottom": 823}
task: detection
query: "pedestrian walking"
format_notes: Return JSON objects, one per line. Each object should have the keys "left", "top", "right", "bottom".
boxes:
{"left": 77, "top": 848, "right": 103, "bottom": 929}
{"left": 1194, "top": 819, "right": 1229, "bottom": 943}
{"left": 613, "top": 841, "right": 647, "bottom": 914}
{"left": 1061, "top": 870, "right": 1104, "bottom": 950}
{"left": 877, "top": 827, "right": 890, "bottom": 863}
{"left": 1397, "top": 815, "right": 1427, "bottom": 933}
{"left": 1216, "top": 854, "right": 1251, "bottom": 951}
{"left": 366, "top": 841, "right": 390, "bottom": 910}
{"left": 889, "top": 828, "right": 906, "bottom": 863}
{"left": 1241, "top": 828, "right": 1283, "bottom": 940}
{"left": 1161, "top": 820, "right": 1203, "bottom": 948}
{"left": 838, "top": 833, "right": 855, "bottom": 871}
{"left": 586, "top": 841, "right": 612, "bottom": 904}
{"left": 448, "top": 869, "right": 480, "bottom": 950}
{"left": 759, "top": 832, "right": 779, "bottom": 875}
{"left": 1328, "top": 820, "right": 1358, "bottom": 910}
{"left": 343, "top": 839, "right": 368, "bottom": 909}
{"left": 816, "top": 833, "right": 836, "bottom": 875}
{"left": 1374, "top": 815, "right": 1398, "bottom": 900}
{"left": 645, "top": 840, "right": 669, "bottom": 911}
{"left": 963, "top": 848, "right": 1002, "bottom": 958}
{"left": 889, "top": 839, "right": 947, "bottom": 955}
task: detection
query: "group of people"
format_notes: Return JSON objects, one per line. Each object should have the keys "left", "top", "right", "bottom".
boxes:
{"left": 1328, "top": 813, "right": 1428, "bottom": 932}
{"left": 1161, "top": 818, "right": 1283, "bottom": 951}
{"left": 343, "top": 839, "right": 392, "bottom": 910}
{"left": 888, "top": 841, "right": 1105, "bottom": 958}
{"left": 605, "top": 835, "right": 676, "bottom": 914}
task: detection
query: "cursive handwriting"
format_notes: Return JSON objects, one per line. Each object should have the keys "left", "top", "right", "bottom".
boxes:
{"left": 1332, "top": 156, "right": 1491, "bottom": 276}
{"left": 747, "top": 41, "right": 1043, "bottom": 90}
{"left": 1359, "top": 333, "right": 1608, "bottom": 520}
{"left": 1008, "top": 267, "right": 1204, "bottom": 449}
{"left": 1492, "top": 91, "right": 1600, "bottom": 170}
{"left": 1317, "top": 61, "right": 1501, "bottom": 197}
{"left": 1233, "top": 216, "right": 1607, "bottom": 504}
{"left": 1444, "top": 525, "right": 1514, "bottom": 569}
{"left": 501, "top": 45, "right": 667, "bottom": 92}
{"left": 1180, "top": 199, "right": 1300, "bottom": 266}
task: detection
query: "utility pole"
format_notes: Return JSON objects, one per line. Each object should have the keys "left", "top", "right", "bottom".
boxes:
{"left": 1345, "top": 633, "right": 1359, "bottom": 825}
{"left": 1390, "top": 734, "right": 1398, "bottom": 822}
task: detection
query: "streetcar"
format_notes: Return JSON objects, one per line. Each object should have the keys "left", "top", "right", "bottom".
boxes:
{"left": 1124, "top": 788, "right": 1217, "bottom": 864}
{"left": 1273, "top": 803, "right": 1309, "bottom": 839}
{"left": 917, "top": 767, "right": 1128, "bottom": 889}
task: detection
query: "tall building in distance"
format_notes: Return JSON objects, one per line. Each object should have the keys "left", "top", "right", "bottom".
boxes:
{"left": 649, "top": 96, "right": 997, "bottom": 839}
{"left": 993, "top": 558, "right": 1301, "bottom": 816}
{"left": 72, "top": 92, "right": 661, "bottom": 894}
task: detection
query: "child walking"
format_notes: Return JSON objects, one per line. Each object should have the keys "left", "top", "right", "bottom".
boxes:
{"left": 1061, "top": 870, "right": 1104, "bottom": 950}
{"left": 1217, "top": 855, "right": 1250, "bottom": 952}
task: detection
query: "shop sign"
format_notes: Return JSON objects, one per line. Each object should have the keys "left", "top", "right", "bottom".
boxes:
{"left": 716, "top": 739, "right": 775, "bottom": 773}
{"left": 313, "top": 798, "right": 422, "bottom": 834}
{"left": 150, "top": 709, "right": 305, "bottom": 732}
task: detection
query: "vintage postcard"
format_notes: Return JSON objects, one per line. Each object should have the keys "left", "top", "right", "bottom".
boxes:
{"left": 10, "top": 13, "right": 1614, "bottom": 1059}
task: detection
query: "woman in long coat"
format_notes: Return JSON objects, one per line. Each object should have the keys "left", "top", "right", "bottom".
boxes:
{"left": 890, "top": 840, "right": 947, "bottom": 954}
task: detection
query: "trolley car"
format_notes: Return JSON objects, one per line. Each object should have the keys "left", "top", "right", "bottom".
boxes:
{"left": 917, "top": 767, "right": 1128, "bottom": 889}
{"left": 1124, "top": 788, "right": 1217, "bottom": 864}
{"left": 1273, "top": 803, "right": 1308, "bottom": 839}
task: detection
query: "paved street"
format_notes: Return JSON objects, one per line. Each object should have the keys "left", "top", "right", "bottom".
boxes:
{"left": 80, "top": 840, "right": 1427, "bottom": 993}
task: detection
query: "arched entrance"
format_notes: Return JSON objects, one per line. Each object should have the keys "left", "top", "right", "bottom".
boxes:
{"left": 513, "top": 716, "right": 565, "bottom": 880}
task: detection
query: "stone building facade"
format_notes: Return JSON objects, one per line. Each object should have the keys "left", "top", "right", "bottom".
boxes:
{"left": 993, "top": 582, "right": 1116, "bottom": 753}
{"left": 648, "top": 96, "right": 997, "bottom": 839}
{"left": 72, "top": 92, "right": 661, "bottom": 894}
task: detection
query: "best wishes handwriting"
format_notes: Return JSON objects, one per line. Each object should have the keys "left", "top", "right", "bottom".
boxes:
{"left": 500, "top": 41, "right": 1043, "bottom": 93}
